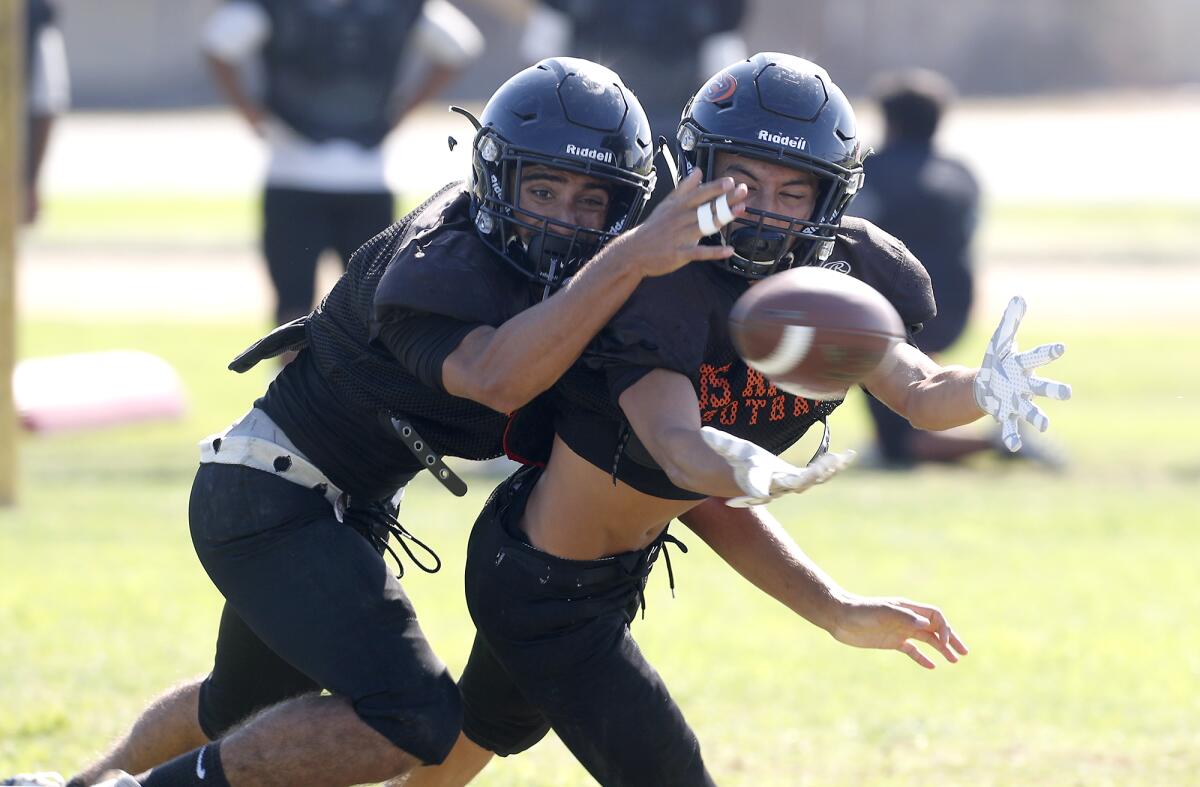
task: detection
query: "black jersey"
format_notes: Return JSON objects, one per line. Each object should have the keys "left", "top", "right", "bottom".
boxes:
{"left": 253, "top": 0, "right": 423, "bottom": 147}
{"left": 257, "top": 184, "right": 540, "bottom": 500}
{"left": 510, "top": 216, "right": 936, "bottom": 500}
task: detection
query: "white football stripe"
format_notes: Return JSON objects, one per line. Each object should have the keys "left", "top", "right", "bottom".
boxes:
{"left": 750, "top": 325, "right": 815, "bottom": 376}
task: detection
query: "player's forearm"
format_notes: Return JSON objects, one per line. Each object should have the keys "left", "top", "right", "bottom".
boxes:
{"left": 26, "top": 115, "right": 53, "bottom": 185}
{"left": 653, "top": 427, "right": 748, "bottom": 499}
{"left": 206, "top": 55, "right": 263, "bottom": 129}
{"left": 450, "top": 245, "right": 645, "bottom": 412}
{"left": 678, "top": 500, "right": 846, "bottom": 632}
{"left": 902, "top": 365, "right": 985, "bottom": 430}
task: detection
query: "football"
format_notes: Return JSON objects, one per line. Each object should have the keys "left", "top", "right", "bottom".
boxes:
{"left": 729, "top": 267, "right": 906, "bottom": 400}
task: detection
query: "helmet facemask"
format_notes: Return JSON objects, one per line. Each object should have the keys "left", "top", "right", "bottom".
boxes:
{"left": 681, "top": 124, "right": 864, "bottom": 279}
{"left": 471, "top": 130, "right": 653, "bottom": 289}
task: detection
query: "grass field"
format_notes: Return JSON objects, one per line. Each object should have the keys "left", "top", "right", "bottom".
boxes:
{"left": 2, "top": 304, "right": 1198, "bottom": 785}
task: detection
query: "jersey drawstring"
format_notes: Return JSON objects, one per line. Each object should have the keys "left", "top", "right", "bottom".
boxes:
{"left": 637, "top": 532, "right": 688, "bottom": 619}
{"left": 661, "top": 533, "right": 687, "bottom": 599}
{"left": 357, "top": 502, "right": 442, "bottom": 579}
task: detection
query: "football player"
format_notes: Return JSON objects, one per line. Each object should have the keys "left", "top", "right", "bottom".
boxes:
{"left": 5, "top": 59, "right": 753, "bottom": 787}
{"left": 405, "top": 53, "right": 1069, "bottom": 787}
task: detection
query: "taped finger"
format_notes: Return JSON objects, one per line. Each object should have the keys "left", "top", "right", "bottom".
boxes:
{"left": 696, "top": 202, "right": 719, "bottom": 236}
{"left": 714, "top": 192, "right": 735, "bottom": 226}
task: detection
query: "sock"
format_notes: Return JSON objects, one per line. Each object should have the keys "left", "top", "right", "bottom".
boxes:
{"left": 138, "top": 742, "right": 230, "bottom": 787}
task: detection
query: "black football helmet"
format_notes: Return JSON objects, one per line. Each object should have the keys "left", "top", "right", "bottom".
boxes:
{"left": 678, "top": 53, "right": 867, "bottom": 279}
{"left": 466, "top": 58, "right": 655, "bottom": 288}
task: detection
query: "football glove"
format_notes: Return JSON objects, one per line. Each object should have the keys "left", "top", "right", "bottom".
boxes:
{"left": 700, "top": 426, "right": 854, "bottom": 507}
{"left": 974, "top": 297, "right": 1072, "bottom": 451}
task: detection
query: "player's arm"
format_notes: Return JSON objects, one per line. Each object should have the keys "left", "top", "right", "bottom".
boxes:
{"left": 391, "top": 0, "right": 484, "bottom": 126}
{"left": 618, "top": 369, "right": 748, "bottom": 498}
{"left": 25, "top": 23, "right": 69, "bottom": 224}
{"left": 678, "top": 498, "right": 968, "bottom": 669}
{"left": 201, "top": 1, "right": 270, "bottom": 134}
{"left": 861, "top": 341, "right": 981, "bottom": 431}
{"left": 865, "top": 297, "right": 1071, "bottom": 449}
{"left": 441, "top": 173, "right": 746, "bottom": 413}
{"left": 617, "top": 369, "right": 851, "bottom": 503}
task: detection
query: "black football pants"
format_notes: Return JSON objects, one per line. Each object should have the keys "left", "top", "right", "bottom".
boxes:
{"left": 188, "top": 462, "right": 460, "bottom": 765}
{"left": 262, "top": 186, "right": 394, "bottom": 324}
{"left": 459, "top": 466, "right": 715, "bottom": 787}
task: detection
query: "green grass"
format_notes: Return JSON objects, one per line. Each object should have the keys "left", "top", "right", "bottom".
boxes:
{"left": 1, "top": 314, "right": 1198, "bottom": 785}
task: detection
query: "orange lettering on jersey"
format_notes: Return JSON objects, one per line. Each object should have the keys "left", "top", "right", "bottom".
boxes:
{"left": 746, "top": 398, "right": 768, "bottom": 424}
{"left": 793, "top": 397, "right": 810, "bottom": 416}
{"left": 719, "top": 401, "right": 738, "bottom": 425}
{"left": 741, "top": 368, "right": 778, "bottom": 399}
{"left": 770, "top": 395, "right": 787, "bottom": 422}
{"left": 699, "top": 363, "right": 733, "bottom": 408}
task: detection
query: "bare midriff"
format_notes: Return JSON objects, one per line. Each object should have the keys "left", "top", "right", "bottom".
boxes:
{"left": 520, "top": 435, "right": 701, "bottom": 560}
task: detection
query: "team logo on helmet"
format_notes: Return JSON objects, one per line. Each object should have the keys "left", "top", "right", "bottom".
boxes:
{"left": 702, "top": 73, "right": 738, "bottom": 104}
{"left": 758, "top": 129, "right": 808, "bottom": 150}
{"left": 565, "top": 143, "right": 614, "bottom": 163}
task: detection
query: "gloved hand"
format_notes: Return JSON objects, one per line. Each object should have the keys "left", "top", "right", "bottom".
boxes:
{"left": 974, "top": 297, "right": 1073, "bottom": 451}
{"left": 699, "top": 426, "right": 854, "bottom": 507}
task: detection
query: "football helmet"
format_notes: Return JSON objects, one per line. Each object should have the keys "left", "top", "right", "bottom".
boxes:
{"left": 466, "top": 58, "right": 655, "bottom": 288}
{"left": 678, "top": 53, "right": 866, "bottom": 278}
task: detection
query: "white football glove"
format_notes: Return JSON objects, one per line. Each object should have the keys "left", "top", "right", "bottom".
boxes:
{"left": 699, "top": 426, "right": 854, "bottom": 507}
{"left": 974, "top": 297, "right": 1073, "bottom": 452}
{"left": 0, "top": 774, "right": 65, "bottom": 787}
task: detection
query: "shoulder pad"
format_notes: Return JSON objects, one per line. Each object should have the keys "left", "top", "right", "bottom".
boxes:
{"left": 830, "top": 217, "right": 936, "bottom": 331}
{"left": 374, "top": 191, "right": 530, "bottom": 327}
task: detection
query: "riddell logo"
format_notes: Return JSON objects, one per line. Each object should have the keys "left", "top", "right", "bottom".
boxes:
{"left": 566, "top": 144, "right": 614, "bottom": 163}
{"left": 758, "top": 130, "right": 808, "bottom": 150}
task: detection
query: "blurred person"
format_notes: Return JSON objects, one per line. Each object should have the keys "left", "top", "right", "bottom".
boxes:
{"left": 202, "top": 0, "right": 483, "bottom": 334}
{"left": 851, "top": 69, "right": 1055, "bottom": 468}
{"left": 402, "top": 54, "right": 1070, "bottom": 787}
{"left": 3, "top": 58, "right": 764, "bottom": 787}
{"left": 520, "top": 0, "right": 749, "bottom": 209}
{"left": 23, "top": 0, "right": 69, "bottom": 224}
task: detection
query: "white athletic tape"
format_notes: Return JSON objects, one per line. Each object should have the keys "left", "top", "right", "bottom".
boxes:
{"left": 714, "top": 193, "right": 735, "bottom": 226}
{"left": 697, "top": 202, "right": 719, "bottom": 236}
{"left": 748, "top": 325, "right": 815, "bottom": 376}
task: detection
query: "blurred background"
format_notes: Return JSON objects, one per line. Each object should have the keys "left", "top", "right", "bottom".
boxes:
{"left": 20, "top": 0, "right": 1200, "bottom": 320}
{"left": 3, "top": 1, "right": 1199, "bottom": 785}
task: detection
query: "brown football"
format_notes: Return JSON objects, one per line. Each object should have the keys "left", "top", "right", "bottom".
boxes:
{"left": 729, "top": 267, "right": 906, "bottom": 400}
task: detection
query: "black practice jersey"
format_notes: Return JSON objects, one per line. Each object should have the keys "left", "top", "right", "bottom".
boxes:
{"left": 510, "top": 216, "right": 937, "bottom": 500}
{"left": 257, "top": 185, "right": 541, "bottom": 500}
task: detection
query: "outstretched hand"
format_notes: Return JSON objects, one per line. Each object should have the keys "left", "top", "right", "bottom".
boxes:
{"left": 614, "top": 170, "right": 750, "bottom": 278}
{"left": 829, "top": 596, "right": 969, "bottom": 669}
{"left": 974, "top": 297, "right": 1072, "bottom": 451}
{"left": 699, "top": 426, "right": 854, "bottom": 507}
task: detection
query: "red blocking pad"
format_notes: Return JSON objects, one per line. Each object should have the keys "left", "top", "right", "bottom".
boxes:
{"left": 14, "top": 350, "right": 187, "bottom": 433}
